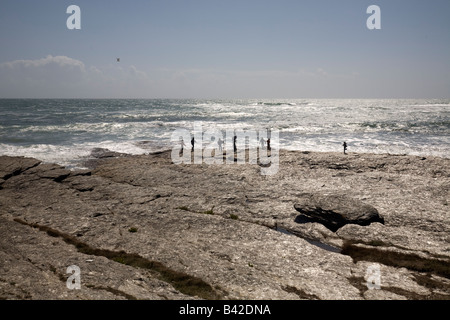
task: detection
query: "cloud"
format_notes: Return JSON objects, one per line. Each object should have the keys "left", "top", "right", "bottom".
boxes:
{"left": 0, "top": 55, "right": 362, "bottom": 98}
{"left": 1, "top": 55, "right": 86, "bottom": 86}
{"left": 1, "top": 55, "right": 85, "bottom": 70}
{"left": 0, "top": 55, "right": 152, "bottom": 98}
{"left": 128, "top": 65, "right": 148, "bottom": 80}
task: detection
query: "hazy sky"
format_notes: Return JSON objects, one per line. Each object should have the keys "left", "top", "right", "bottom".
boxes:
{"left": 0, "top": 0, "right": 449, "bottom": 99}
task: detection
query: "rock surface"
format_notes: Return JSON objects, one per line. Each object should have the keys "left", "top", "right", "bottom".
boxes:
{"left": 294, "top": 193, "right": 384, "bottom": 231}
{"left": 0, "top": 150, "right": 449, "bottom": 300}
{"left": 0, "top": 156, "right": 41, "bottom": 182}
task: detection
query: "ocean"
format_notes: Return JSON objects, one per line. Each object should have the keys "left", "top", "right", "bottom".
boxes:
{"left": 0, "top": 99, "right": 449, "bottom": 169}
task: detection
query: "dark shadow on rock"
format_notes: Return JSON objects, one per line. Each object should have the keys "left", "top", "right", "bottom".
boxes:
{"left": 293, "top": 193, "right": 384, "bottom": 232}
{"left": 294, "top": 214, "right": 317, "bottom": 224}
{"left": 294, "top": 213, "right": 343, "bottom": 232}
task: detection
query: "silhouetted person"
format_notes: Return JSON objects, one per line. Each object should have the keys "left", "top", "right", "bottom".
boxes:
{"left": 233, "top": 135, "right": 237, "bottom": 152}
{"left": 267, "top": 138, "right": 271, "bottom": 151}
{"left": 179, "top": 138, "right": 186, "bottom": 156}
{"left": 343, "top": 141, "right": 347, "bottom": 154}
{"left": 218, "top": 138, "right": 224, "bottom": 152}
{"left": 191, "top": 137, "right": 195, "bottom": 152}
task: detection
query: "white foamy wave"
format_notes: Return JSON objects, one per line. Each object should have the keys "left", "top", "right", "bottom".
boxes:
{"left": 281, "top": 135, "right": 449, "bottom": 158}
{"left": 1, "top": 99, "right": 449, "bottom": 164}
{"left": 408, "top": 104, "right": 450, "bottom": 108}
{"left": 0, "top": 140, "right": 169, "bottom": 170}
{"left": 16, "top": 121, "right": 173, "bottom": 135}
{"left": 0, "top": 143, "right": 92, "bottom": 169}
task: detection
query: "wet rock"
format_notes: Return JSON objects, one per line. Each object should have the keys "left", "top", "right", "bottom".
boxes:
{"left": 294, "top": 193, "right": 384, "bottom": 232}
{"left": 90, "top": 148, "right": 127, "bottom": 159}
{"left": 82, "top": 148, "right": 130, "bottom": 169}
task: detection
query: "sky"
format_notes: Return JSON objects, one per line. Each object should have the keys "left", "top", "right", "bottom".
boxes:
{"left": 0, "top": 0, "right": 449, "bottom": 99}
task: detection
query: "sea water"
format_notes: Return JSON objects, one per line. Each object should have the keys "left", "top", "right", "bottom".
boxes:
{"left": 0, "top": 99, "right": 449, "bottom": 169}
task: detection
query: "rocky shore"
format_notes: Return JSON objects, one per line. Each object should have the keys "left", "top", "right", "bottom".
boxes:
{"left": 0, "top": 149, "right": 449, "bottom": 300}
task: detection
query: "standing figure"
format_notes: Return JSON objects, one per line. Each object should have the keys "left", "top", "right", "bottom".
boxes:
{"left": 180, "top": 137, "right": 186, "bottom": 156}
{"left": 217, "top": 138, "right": 224, "bottom": 152}
{"left": 259, "top": 137, "right": 265, "bottom": 150}
{"left": 191, "top": 137, "right": 195, "bottom": 152}
{"left": 267, "top": 138, "right": 271, "bottom": 151}
{"left": 233, "top": 135, "right": 237, "bottom": 153}
{"left": 343, "top": 141, "right": 347, "bottom": 154}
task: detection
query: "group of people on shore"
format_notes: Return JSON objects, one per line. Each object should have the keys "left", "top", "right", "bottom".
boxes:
{"left": 179, "top": 135, "right": 346, "bottom": 155}
{"left": 179, "top": 135, "right": 271, "bottom": 154}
